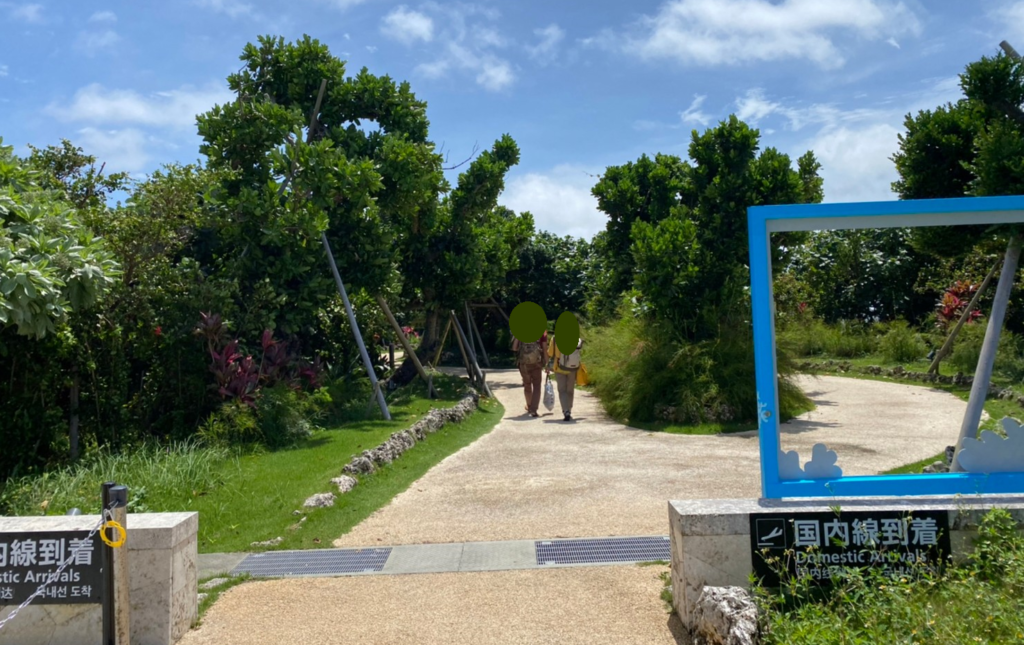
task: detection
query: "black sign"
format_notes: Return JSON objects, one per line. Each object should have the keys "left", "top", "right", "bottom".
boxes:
{"left": 750, "top": 510, "right": 951, "bottom": 587}
{"left": 0, "top": 531, "right": 103, "bottom": 605}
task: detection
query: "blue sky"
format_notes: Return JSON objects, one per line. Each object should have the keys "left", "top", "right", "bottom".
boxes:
{"left": 0, "top": 0, "right": 1018, "bottom": 239}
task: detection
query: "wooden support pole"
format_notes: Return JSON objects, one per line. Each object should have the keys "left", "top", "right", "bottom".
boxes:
{"left": 433, "top": 318, "right": 452, "bottom": 368}
{"left": 376, "top": 295, "right": 437, "bottom": 398}
{"left": 466, "top": 302, "right": 490, "bottom": 367}
{"left": 296, "top": 79, "right": 389, "bottom": 420}
{"left": 490, "top": 296, "right": 511, "bottom": 322}
{"left": 323, "top": 233, "right": 391, "bottom": 420}
{"left": 451, "top": 310, "right": 493, "bottom": 398}
{"left": 449, "top": 311, "right": 476, "bottom": 385}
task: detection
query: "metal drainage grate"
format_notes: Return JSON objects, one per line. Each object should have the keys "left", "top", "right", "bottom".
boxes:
{"left": 231, "top": 548, "right": 392, "bottom": 577}
{"left": 535, "top": 536, "right": 670, "bottom": 566}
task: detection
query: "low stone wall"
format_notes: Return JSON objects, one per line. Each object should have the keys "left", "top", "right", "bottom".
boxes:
{"left": 342, "top": 390, "right": 480, "bottom": 476}
{"left": 288, "top": 391, "right": 482, "bottom": 520}
{"left": 669, "top": 496, "right": 1024, "bottom": 633}
{"left": 0, "top": 512, "right": 197, "bottom": 645}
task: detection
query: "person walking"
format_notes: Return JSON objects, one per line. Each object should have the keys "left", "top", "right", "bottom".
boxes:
{"left": 512, "top": 331, "right": 548, "bottom": 417}
{"left": 547, "top": 334, "right": 583, "bottom": 421}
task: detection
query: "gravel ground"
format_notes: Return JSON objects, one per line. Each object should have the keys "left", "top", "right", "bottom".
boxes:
{"left": 182, "top": 372, "right": 972, "bottom": 644}
{"left": 332, "top": 372, "right": 971, "bottom": 547}
{"left": 179, "top": 564, "right": 683, "bottom": 645}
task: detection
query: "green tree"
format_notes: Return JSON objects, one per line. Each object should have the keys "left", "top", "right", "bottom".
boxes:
{"left": 505, "top": 229, "right": 592, "bottom": 317}
{"left": 588, "top": 154, "right": 687, "bottom": 321}
{"left": 0, "top": 139, "right": 120, "bottom": 339}
{"left": 893, "top": 47, "right": 1024, "bottom": 468}
{"left": 400, "top": 135, "right": 524, "bottom": 354}
{"left": 0, "top": 138, "right": 123, "bottom": 472}
{"left": 787, "top": 228, "right": 935, "bottom": 323}
{"left": 628, "top": 117, "right": 821, "bottom": 339}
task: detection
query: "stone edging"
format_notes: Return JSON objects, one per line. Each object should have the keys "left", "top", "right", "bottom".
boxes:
{"left": 255, "top": 389, "right": 482, "bottom": 547}
{"left": 798, "top": 360, "right": 1024, "bottom": 410}
{"left": 298, "top": 389, "right": 479, "bottom": 506}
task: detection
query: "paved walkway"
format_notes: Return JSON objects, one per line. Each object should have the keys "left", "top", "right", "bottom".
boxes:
{"left": 331, "top": 371, "right": 969, "bottom": 547}
{"left": 184, "top": 372, "right": 973, "bottom": 644}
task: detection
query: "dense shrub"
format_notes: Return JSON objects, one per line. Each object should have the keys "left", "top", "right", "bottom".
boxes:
{"left": 584, "top": 308, "right": 809, "bottom": 426}
{"left": 948, "top": 322, "right": 1024, "bottom": 377}
{"left": 778, "top": 319, "right": 876, "bottom": 358}
{"left": 879, "top": 320, "right": 928, "bottom": 363}
{"left": 198, "top": 385, "right": 329, "bottom": 448}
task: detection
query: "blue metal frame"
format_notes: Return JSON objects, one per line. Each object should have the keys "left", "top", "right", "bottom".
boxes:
{"left": 748, "top": 195, "right": 1024, "bottom": 499}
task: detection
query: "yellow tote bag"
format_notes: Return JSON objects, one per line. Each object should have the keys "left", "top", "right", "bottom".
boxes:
{"left": 576, "top": 363, "right": 590, "bottom": 386}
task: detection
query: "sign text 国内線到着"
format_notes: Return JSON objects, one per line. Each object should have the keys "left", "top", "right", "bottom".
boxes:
{"left": 749, "top": 510, "right": 951, "bottom": 587}
{"left": 0, "top": 530, "right": 103, "bottom": 605}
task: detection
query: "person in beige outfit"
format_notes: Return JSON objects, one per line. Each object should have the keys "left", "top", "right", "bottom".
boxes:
{"left": 546, "top": 335, "right": 583, "bottom": 421}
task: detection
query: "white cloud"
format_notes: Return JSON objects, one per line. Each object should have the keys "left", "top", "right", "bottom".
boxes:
{"left": 806, "top": 122, "right": 902, "bottom": 202}
{"left": 680, "top": 94, "right": 711, "bottom": 125}
{"left": 578, "top": 28, "right": 617, "bottom": 51}
{"left": 74, "top": 127, "right": 150, "bottom": 174}
{"left": 620, "top": 0, "right": 921, "bottom": 69}
{"left": 785, "top": 78, "right": 962, "bottom": 202}
{"left": 407, "top": 3, "right": 516, "bottom": 92}
{"left": 192, "top": 0, "right": 252, "bottom": 18}
{"left": 641, "top": 79, "right": 962, "bottom": 203}
{"left": 46, "top": 82, "right": 233, "bottom": 130}
{"left": 990, "top": 2, "right": 1024, "bottom": 46}
{"left": 324, "top": 0, "right": 367, "bottom": 9}
{"left": 381, "top": 6, "right": 434, "bottom": 45}
{"left": 735, "top": 89, "right": 781, "bottom": 124}
{"left": 475, "top": 58, "right": 514, "bottom": 91}
{"left": 887, "top": 37, "right": 900, "bottom": 49}
{"left": 4, "top": 2, "right": 43, "bottom": 23}
{"left": 344, "top": 33, "right": 351, "bottom": 40}
{"left": 75, "top": 30, "right": 121, "bottom": 55}
{"left": 88, "top": 10, "right": 116, "bottom": 22}
{"left": 501, "top": 165, "right": 604, "bottom": 239}
{"left": 527, "top": 24, "right": 565, "bottom": 64}
{"left": 0, "top": 65, "right": 7, "bottom": 78}
{"left": 366, "top": 45, "right": 377, "bottom": 53}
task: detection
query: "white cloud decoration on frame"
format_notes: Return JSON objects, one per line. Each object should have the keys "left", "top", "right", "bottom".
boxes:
{"left": 779, "top": 443, "right": 843, "bottom": 480}
{"left": 958, "top": 417, "right": 1024, "bottom": 473}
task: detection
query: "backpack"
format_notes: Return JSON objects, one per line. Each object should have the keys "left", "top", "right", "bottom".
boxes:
{"left": 518, "top": 340, "right": 545, "bottom": 366}
{"left": 559, "top": 340, "right": 582, "bottom": 370}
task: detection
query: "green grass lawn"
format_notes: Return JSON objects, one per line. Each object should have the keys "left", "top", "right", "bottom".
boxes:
{"left": 0, "top": 375, "right": 504, "bottom": 554}
{"left": 174, "top": 395, "right": 503, "bottom": 553}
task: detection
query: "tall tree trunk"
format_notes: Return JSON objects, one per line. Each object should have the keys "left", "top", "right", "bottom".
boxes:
{"left": 952, "top": 236, "right": 1021, "bottom": 471}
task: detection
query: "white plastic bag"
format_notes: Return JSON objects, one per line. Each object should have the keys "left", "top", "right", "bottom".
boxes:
{"left": 543, "top": 375, "right": 555, "bottom": 411}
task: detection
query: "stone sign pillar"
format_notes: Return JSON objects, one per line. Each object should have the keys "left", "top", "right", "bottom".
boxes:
{"left": 0, "top": 512, "right": 197, "bottom": 645}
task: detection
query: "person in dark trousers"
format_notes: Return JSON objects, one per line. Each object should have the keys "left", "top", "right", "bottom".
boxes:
{"left": 512, "top": 331, "right": 548, "bottom": 417}
{"left": 547, "top": 334, "right": 583, "bottom": 421}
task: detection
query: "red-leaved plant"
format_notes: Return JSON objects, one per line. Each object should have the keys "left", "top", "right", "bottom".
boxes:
{"left": 936, "top": 280, "right": 983, "bottom": 331}
{"left": 195, "top": 313, "right": 324, "bottom": 407}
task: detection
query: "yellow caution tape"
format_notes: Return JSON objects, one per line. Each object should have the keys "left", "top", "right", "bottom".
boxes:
{"left": 100, "top": 521, "right": 126, "bottom": 548}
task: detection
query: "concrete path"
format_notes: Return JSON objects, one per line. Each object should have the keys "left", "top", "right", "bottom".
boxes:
{"left": 184, "top": 372, "right": 972, "bottom": 644}
{"left": 331, "top": 372, "right": 968, "bottom": 547}
{"left": 181, "top": 564, "right": 683, "bottom": 645}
